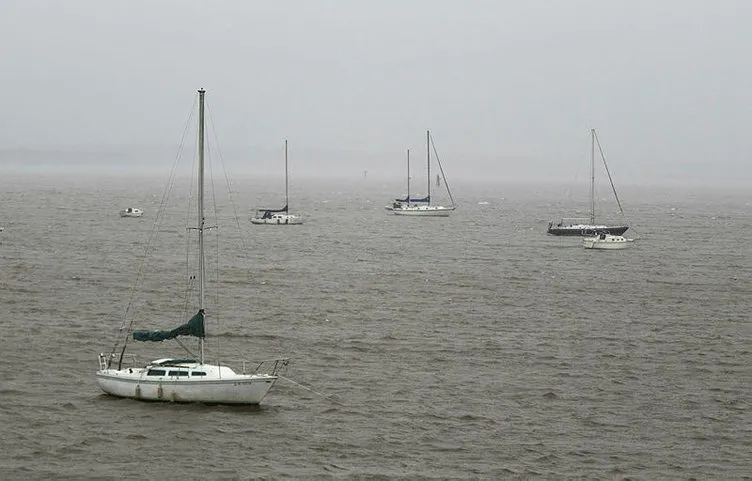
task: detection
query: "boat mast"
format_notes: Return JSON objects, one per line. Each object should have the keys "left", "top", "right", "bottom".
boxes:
{"left": 406, "top": 149, "right": 410, "bottom": 204}
{"left": 590, "top": 128, "right": 595, "bottom": 224}
{"left": 426, "top": 130, "right": 431, "bottom": 205}
{"left": 197, "top": 89, "right": 206, "bottom": 364}
{"left": 284, "top": 139, "right": 289, "bottom": 212}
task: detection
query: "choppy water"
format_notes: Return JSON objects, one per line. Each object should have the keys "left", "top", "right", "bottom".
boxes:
{"left": 0, "top": 172, "right": 750, "bottom": 480}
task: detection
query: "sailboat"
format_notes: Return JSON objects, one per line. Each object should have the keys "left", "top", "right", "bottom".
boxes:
{"left": 391, "top": 130, "right": 455, "bottom": 217}
{"left": 547, "top": 128, "right": 629, "bottom": 236}
{"left": 96, "top": 89, "right": 289, "bottom": 405}
{"left": 250, "top": 139, "right": 303, "bottom": 225}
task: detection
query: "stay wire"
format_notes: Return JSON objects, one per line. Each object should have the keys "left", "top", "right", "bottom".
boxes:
{"left": 110, "top": 94, "right": 197, "bottom": 368}
{"left": 429, "top": 132, "right": 456, "bottom": 207}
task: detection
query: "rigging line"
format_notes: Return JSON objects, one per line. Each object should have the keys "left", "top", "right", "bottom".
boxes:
{"left": 204, "top": 130, "right": 223, "bottom": 351}
{"left": 279, "top": 376, "right": 346, "bottom": 406}
{"left": 181, "top": 275, "right": 195, "bottom": 323}
{"left": 428, "top": 132, "right": 456, "bottom": 207}
{"left": 186, "top": 135, "right": 198, "bottom": 240}
{"left": 206, "top": 104, "right": 249, "bottom": 256}
{"left": 112, "top": 95, "right": 196, "bottom": 368}
{"left": 183, "top": 121, "right": 199, "bottom": 337}
{"left": 179, "top": 275, "right": 200, "bottom": 359}
{"left": 593, "top": 130, "right": 625, "bottom": 217}
{"left": 206, "top": 103, "right": 255, "bottom": 328}
{"left": 174, "top": 337, "right": 197, "bottom": 359}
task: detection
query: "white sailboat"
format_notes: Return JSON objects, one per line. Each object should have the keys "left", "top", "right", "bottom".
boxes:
{"left": 251, "top": 139, "right": 303, "bottom": 225}
{"left": 392, "top": 130, "right": 455, "bottom": 217}
{"left": 548, "top": 128, "right": 629, "bottom": 236}
{"left": 96, "top": 89, "right": 289, "bottom": 405}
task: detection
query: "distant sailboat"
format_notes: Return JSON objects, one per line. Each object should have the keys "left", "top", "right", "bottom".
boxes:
{"left": 548, "top": 128, "right": 629, "bottom": 236}
{"left": 251, "top": 139, "right": 304, "bottom": 225}
{"left": 390, "top": 130, "right": 456, "bottom": 217}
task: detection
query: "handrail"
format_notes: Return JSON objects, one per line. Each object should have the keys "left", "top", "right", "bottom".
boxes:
{"left": 99, "top": 353, "right": 290, "bottom": 376}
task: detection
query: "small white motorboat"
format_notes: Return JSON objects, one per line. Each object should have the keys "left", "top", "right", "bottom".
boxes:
{"left": 583, "top": 233, "right": 628, "bottom": 250}
{"left": 120, "top": 207, "right": 143, "bottom": 218}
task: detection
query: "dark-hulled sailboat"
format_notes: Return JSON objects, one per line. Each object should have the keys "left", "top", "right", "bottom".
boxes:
{"left": 548, "top": 128, "right": 629, "bottom": 236}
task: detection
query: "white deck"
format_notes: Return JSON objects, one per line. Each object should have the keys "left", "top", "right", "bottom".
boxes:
{"left": 392, "top": 205, "right": 454, "bottom": 217}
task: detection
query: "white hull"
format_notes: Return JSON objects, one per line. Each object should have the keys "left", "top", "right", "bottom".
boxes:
{"left": 250, "top": 214, "right": 303, "bottom": 225}
{"left": 120, "top": 208, "right": 143, "bottom": 218}
{"left": 96, "top": 363, "right": 278, "bottom": 404}
{"left": 392, "top": 205, "right": 454, "bottom": 217}
{"left": 583, "top": 234, "right": 628, "bottom": 250}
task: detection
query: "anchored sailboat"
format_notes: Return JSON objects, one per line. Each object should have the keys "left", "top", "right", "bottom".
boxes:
{"left": 548, "top": 128, "right": 629, "bottom": 236}
{"left": 391, "top": 130, "right": 455, "bottom": 217}
{"left": 251, "top": 139, "right": 303, "bottom": 225}
{"left": 96, "top": 89, "right": 289, "bottom": 405}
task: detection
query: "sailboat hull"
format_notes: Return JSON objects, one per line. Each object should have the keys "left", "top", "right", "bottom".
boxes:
{"left": 392, "top": 205, "right": 454, "bottom": 217}
{"left": 549, "top": 129, "right": 629, "bottom": 238}
{"left": 96, "top": 368, "right": 278, "bottom": 405}
{"left": 250, "top": 213, "right": 303, "bottom": 225}
{"left": 547, "top": 224, "right": 628, "bottom": 236}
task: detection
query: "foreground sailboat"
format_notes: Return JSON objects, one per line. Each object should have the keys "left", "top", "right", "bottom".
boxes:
{"left": 96, "top": 89, "right": 289, "bottom": 405}
{"left": 391, "top": 130, "right": 455, "bottom": 217}
{"left": 547, "top": 128, "right": 629, "bottom": 236}
{"left": 251, "top": 139, "right": 303, "bottom": 225}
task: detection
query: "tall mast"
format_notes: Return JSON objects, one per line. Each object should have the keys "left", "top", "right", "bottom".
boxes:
{"left": 197, "top": 89, "right": 206, "bottom": 364}
{"left": 284, "top": 139, "right": 289, "bottom": 211}
{"left": 406, "top": 149, "right": 410, "bottom": 204}
{"left": 590, "top": 128, "right": 595, "bottom": 224}
{"left": 426, "top": 130, "right": 431, "bottom": 205}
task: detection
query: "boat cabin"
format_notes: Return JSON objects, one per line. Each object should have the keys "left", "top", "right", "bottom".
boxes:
{"left": 145, "top": 358, "right": 207, "bottom": 378}
{"left": 145, "top": 368, "right": 207, "bottom": 377}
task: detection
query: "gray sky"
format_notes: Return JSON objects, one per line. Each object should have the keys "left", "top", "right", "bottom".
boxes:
{"left": 1, "top": 0, "right": 750, "bottom": 185}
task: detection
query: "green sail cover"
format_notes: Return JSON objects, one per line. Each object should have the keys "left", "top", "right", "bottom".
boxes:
{"left": 133, "top": 310, "right": 205, "bottom": 342}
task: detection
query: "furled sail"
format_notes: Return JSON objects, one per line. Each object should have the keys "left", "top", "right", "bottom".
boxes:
{"left": 395, "top": 196, "right": 430, "bottom": 203}
{"left": 257, "top": 204, "right": 288, "bottom": 213}
{"left": 133, "top": 310, "right": 205, "bottom": 342}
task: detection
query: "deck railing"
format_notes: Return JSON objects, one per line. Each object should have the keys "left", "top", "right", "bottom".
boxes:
{"left": 98, "top": 353, "right": 290, "bottom": 376}
{"left": 240, "top": 358, "right": 290, "bottom": 376}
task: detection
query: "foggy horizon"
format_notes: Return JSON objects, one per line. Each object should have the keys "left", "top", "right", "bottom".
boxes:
{"left": 2, "top": 1, "right": 751, "bottom": 188}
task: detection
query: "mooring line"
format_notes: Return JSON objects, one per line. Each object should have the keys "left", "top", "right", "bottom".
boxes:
{"left": 279, "top": 376, "right": 345, "bottom": 406}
